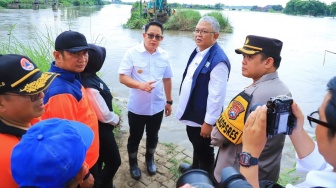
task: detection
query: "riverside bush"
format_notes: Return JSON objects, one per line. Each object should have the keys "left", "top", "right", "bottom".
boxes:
{"left": 164, "top": 10, "right": 233, "bottom": 33}
{"left": 164, "top": 9, "right": 201, "bottom": 31}
{"left": 205, "top": 11, "right": 233, "bottom": 33}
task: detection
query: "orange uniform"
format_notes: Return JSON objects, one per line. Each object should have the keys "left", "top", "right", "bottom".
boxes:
{"left": 42, "top": 62, "right": 99, "bottom": 168}
{"left": 0, "top": 122, "right": 26, "bottom": 188}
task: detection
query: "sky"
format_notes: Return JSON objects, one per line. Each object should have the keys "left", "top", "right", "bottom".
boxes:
{"left": 126, "top": 0, "right": 334, "bottom": 6}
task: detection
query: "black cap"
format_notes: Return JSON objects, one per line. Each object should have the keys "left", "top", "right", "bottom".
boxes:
{"left": 55, "top": 31, "right": 94, "bottom": 53}
{"left": 235, "top": 35, "right": 283, "bottom": 59}
{"left": 0, "top": 54, "right": 58, "bottom": 95}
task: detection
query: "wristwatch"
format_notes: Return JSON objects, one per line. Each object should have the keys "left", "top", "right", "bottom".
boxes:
{"left": 166, "top": 100, "right": 173, "bottom": 105}
{"left": 237, "top": 152, "right": 258, "bottom": 167}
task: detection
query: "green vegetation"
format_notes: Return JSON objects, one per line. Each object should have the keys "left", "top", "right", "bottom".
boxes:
{"left": 277, "top": 164, "right": 300, "bottom": 186}
{"left": 250, "top": 5, "right": 284, "bottom": 12}
{"left": 161, "top": 143, "right": 182, "bottom": 180}
{"left": 125, "top": 8, "right": 233, "bottom": 33}
{"left": 205, "top": 11, "right": 233, "bottom": 33}
{"left": 284, "top": 0, "right": 334, "bottom": 17}
{"left": 164, "top": 10, "right": 233, "bottom": 32}
{"left": 122, "top": 1, "right": 148, "bottom": 29}
{"left": 331, "top": 2, "right": 336, "bottom": 17}
{"left": 0, "top": 25, "right": 54, "bottom": 71}
{"left": 164, "top": 9, "right": 201, "bottom": 31}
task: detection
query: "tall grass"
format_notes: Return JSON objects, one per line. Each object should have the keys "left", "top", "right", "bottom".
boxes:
{"left": 164, "top": 9, "right": 201, "bottom": 31}
{"left": 205, "top": 11, "right": 233, "bottom": 33}
{"left": 123, "top": 1, "right": 148, "bottom": 29}
{"left": 164, "top": 10, "right": 233, "bottom": 33}
{"left": 0, "top": 25, "right": 55, "bottom": 72}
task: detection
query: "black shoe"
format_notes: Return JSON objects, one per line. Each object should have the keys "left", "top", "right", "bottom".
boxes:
{"left": 130, "top": 164, "right": 141, "bottom": 180}
{"left": 145, "top": 148, "right": 157, "bottom": 175}
{"left": 129, "top": 152, "right": 141, "bottom": 180}
{"left": 179, "top": 163, "right": 192, "bottom": 173}
{"left": 146, "top": 155, "right": 156, "bottom": 175}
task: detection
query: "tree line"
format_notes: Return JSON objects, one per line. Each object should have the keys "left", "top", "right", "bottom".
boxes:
{"left": 284, "top": 0, "right": 336, "bottom": 17}
{"left": 250, "top": 0, "right": 336, "bottom": 17}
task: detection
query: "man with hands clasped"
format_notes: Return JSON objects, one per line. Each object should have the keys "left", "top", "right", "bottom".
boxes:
{"left": 241, "top": 76, "right": 336, "bottom": 188}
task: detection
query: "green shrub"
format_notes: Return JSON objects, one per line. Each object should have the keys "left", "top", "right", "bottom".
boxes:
{"left": 205, "top": 11, "right": 233, "bottom": 33}
{"left": 123, "top": 8, "right": 148, "bottom": 29}
{"left": 164, "top": 9, "right": 201, "bottom": 31}
{"left": 164, "top": 10, "right": 233, "bottom": 33}
{"left": 0, "top": 0, "right": 10, "bottom": 8}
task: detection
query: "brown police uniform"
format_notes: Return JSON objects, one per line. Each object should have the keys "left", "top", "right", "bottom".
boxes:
{"left": 211, "top": 35, "right": 291, "bottom": 183}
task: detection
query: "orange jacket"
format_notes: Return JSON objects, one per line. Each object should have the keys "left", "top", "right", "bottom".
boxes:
{"left": 42, "top": 64, "right": 99, "bottom": 168}
{"left": 0, "top": 122, "right": 27, "bottom": 188}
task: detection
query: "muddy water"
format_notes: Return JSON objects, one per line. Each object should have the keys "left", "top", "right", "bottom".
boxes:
{"left": 1, "top": 4, "right": 336, "bottom": 175}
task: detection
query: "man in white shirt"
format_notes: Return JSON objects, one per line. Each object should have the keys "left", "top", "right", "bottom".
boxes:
{"left": 175, "top": 16, "right": 231, "bottom": 178}
{"left": 118, "top": 21, "right": 173, "bottom": 180}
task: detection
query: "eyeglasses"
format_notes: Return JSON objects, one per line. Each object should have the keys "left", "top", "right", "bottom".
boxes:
{"left": 146, "top": 33, "right": 163, "bottom": 41}
{"left": 1, "top": 92, "right": 43, "bottom": 102}
{"left": 307, "top": 111, "right": 331, "bottom": 129}
{"left": 193, "top": 29, "right": 216, "bottom": 35}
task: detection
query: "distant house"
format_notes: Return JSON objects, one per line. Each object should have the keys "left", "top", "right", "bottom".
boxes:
{"left": 182, "top": 4, "right": 192, "bottom": 8}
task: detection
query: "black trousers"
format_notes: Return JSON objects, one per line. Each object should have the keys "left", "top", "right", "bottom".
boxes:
{"left": 127, "top": 110, "right": 164, "bottom": 153}
{"left": 97, "top": 124, "right": 121, "bottom": 186}
{"left": 186, "top": 126, "right": 215, "bottom": 168}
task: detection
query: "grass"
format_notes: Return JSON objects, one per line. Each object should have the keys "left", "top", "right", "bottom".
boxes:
{"left": 277, "top": 164, "right": 300, "bottom": 186}
{"left": 124, "top": 6, "right": 234, "bottom": 33}
{"left": 112, "top": 101, "right": 123, "bottom": 141}
{"left": 164, "top": 10, "right": 233, "bottom": 32}
{"left": 205, "top": 11, "right": 233, "bottom": 33}
{"left": 0, "top": 25, "right": 55, "bottom": 72}
{"left": 123, "top": 1, "right": 149, "bottom": 29}
{"left": 162, "top": 142, "right": 183, "bottom": 180}
{"left": 164, "top": 9, "right": 201, "bottom": 31}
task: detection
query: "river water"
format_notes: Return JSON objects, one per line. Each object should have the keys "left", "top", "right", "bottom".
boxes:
{"left": 1, "top": 4, "right": 336, "bottom": 151}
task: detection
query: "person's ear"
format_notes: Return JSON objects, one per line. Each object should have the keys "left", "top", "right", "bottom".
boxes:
{"left": 0, "top": 96, "right": 4, "bottom": 111}
{"left": 68, "top": 165, "right": 86, "bottom": 188}
{"left": 0, "top": 95, "right": 8, "bottom": 112}
{"left": 264, "top": 57, "right": 274, "bottom": 69}
{"left": 53, "top": 51, "right": 61, "bottom": 62}
{"left": 214, "top": 32, "right": 219, "bottom": 40}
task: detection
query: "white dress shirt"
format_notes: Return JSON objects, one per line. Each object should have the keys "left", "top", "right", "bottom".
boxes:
{"left": 118, "top": 42, "right": 173, "bottom": 115}
{"left": 176, "top": 46, "right": 229, "bottom": 127}
{"left": 286, "top": 142, "right": 335, "bottom": 188}
{"left": 85, "top": 88, "right": 119, "bottom": 126}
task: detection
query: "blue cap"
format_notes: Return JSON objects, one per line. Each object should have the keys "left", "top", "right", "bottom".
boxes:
{"left": 11, "top": 118, "right": 94, "bottom": 188}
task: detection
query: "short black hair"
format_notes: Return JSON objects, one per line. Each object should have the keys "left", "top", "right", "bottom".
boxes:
{"left": 145, "top": 21, "right": 164, "bottom": 34}
{"left": 259, "top": 53, "right": 281, "bottom": 69}
{"left": 326, "top": 76, "right": 336, "bottom": 138}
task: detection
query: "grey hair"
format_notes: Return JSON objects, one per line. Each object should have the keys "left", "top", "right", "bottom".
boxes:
{"left": 198, "top": 16, "right": 220, "bottom": 33}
